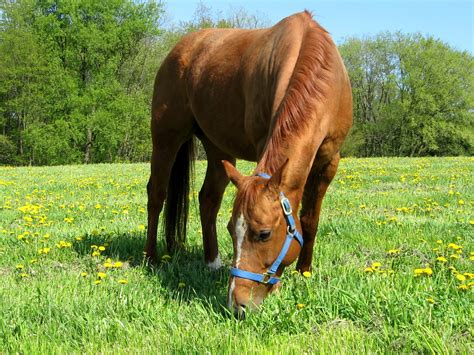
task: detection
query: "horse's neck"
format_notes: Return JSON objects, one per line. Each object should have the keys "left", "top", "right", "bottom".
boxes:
{"left": 256, "top": 122, "right": 324, "bottom": 203}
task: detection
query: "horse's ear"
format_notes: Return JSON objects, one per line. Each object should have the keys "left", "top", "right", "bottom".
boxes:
{"left": 268, "top": 158, "right": 289, "bottom": 191}
{"left": 222, "top": 160, "right": 244, "bottom": 188}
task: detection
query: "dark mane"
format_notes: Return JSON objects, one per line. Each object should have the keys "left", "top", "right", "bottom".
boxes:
{"left": 258, "top": 11, "right": 333, "bottom": 173}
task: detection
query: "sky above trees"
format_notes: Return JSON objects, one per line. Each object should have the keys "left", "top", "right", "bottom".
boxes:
{"left": 165, "top": 0, "right": 473, "bottom": 53}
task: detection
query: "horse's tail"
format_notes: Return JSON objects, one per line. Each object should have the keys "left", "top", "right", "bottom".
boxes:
{"left": 163, "top": 137, "right": 196, "bottom": 252}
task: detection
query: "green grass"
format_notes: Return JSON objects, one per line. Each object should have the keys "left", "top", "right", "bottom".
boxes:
{"left": 0, "top": 157, "right": 473, "bottom": 353}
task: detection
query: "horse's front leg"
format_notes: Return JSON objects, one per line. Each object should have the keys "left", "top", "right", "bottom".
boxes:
{"left": 199, "top": 139, "right": 235, "bottom": 268}
{"left": 296, "top": 154, "right": 340, "bottom": 272}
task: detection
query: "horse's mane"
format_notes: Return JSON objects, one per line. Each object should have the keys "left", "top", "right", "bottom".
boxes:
{"left": 258, "top": 11, "right": 333, "bottom": 173}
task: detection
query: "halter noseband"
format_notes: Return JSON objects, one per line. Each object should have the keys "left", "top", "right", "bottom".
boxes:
{"left": 230, "top": 172, "right": 304, "bottom": 285}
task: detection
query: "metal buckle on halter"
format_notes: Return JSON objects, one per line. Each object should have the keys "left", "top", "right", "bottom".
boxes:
{"left": 261, "top": 272, "right": 273, "bottom": 284}
{"left": 286, "top": 225, "right": 295, "bottom": 236}
{"left": 280, "top": 196, "right": 292, "bottom": 215}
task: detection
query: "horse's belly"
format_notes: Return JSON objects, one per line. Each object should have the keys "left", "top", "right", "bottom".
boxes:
{"left": 195, "top": 113, "right": 258, "bottom": 161}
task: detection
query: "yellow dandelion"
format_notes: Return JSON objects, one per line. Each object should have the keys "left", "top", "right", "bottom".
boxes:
{"left": 97, "top": 272, "right": 106, "bottom": 279}
{"left": 458, "top": 284, "right": 468, "bottom": 291}
{"left": 98, "top": 246, "right": 105, "bottom": 251}
{"left": 436, "top": 256, "right": 447, "bottom": 263}
{"left": 118, "top": 279, "right": 128, "bottom": 285}
{"left": 296, "top": 303, "right": 305, "bottom": 309}
{"left": 113, "top": 261, "right": 123, "bottom": 268}
{"left": 75, "top": 236, "right": 83, "bottom": 241}
{"left": 387, "top": 249, "right": 400, "bottom": 255}
{"left": 364, "top": 267, "right": 374, "bottom": 273}
{"left": 371, "top": 262, "right": 382, "bottom": 269}
{"left": 450, "top": 254, "right": 460, "bottom": 259}
{"left": 436, "top": 240, "right": 443, "bottom": 244}
{"left": 94, "top": 280, "right": 101, "bottom": 285}
{"left": 16, "top": 264, "right": 24, "bottom": 270}
{"left": 92, "top": 251, "right": 101, "bottom": 257}
{"left": 426, "top": 298, "right": 435, "bottom": 304}
{"left": 455, "top": 274, "right": 466, "bottom": 282}
{"left": 423, "top": 267, "right": 433, "bottom": 276}
{"left": 464, "top": 273, "right": 474, "bottom": 279}
{"left": 302, "top": 271, "right": 312, "bottom": 278}
{"left": 138, "top": 224, "right": 146, "bottom": 231}
{"left": 103, "top": 262, "right": 112, "bottom": 268}
{"left": 447, "top": 243, "right": 462, "bottom": 250}
{"left": 19, "top": 273, "right": 28, "bottom": 278}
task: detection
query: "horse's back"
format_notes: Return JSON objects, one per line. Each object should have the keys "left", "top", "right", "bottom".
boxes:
{"left": 152, "top": 12, "right": 351, "bottom": 161}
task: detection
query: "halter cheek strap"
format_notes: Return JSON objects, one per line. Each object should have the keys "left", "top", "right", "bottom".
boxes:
{"left": 230, "top": 173, "right": 304, "bottom": 285}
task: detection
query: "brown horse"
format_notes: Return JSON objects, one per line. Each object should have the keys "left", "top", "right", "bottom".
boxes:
{"left": 145, "top": 11, "right": 352, "bottom": 315}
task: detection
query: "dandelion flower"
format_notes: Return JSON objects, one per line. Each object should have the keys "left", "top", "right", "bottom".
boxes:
{"left": 113, "top": 261, "right": 123, "bottom": 268}
{"left": 302, "top": 271, "right": 312, "bottom": 278}
{"left": 81, "top": 272, "right": 88, "bottom": 277}
{"left": 92, "top": 251, "right": 100, "bottom": 257}
{"left": 98, "top": 246, "right": 105, "bottom": 251}
{"left": 371, "top": 262, "right": 382, "bottom": 269}
{"left": 455, "top": 274, "right": 466, "bottom": 282}
{"left": 94, "top": 280, "right": 101, "bottom": 285}
{"left": 97, "top": 272, "right": 106, "bottom": 279}
{"left": 103, "top": 262, "right": 112, "bottom": 268}
{"left": 426, "top": 298, "right": 435, "bottom": 304}
{"left": 458, "top": 284, "right": 468, "bottom": 291}
{"left": 436, "top": 256, "right": 447, "bottom": 263}
{"left": 364, "top": 267, "right": 374, "bottom": 273}
{"left": 118, "top": 279, "right": 128, "bottom": 285}
{"left": 20, "top": 273, "right": 28, "bottom": 278}
{"left": 414, "top": 267, "right": 433, "bottom": 277}
{"left": 296, "top": 303, "right": 305, "bottom": 309}
{"left": 387, "top": 249, "right": 400, "bottom": 255}
{"left": 138, "top": 224, "right": 146, "bottom": 231}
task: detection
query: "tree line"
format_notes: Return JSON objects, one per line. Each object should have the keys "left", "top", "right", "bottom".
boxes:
{"left": 1, "top": 1, "right": 472, "bottom": 165}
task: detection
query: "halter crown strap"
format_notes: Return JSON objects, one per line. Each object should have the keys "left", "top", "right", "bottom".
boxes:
{"left": 230, "top": 172, "right": 303, "bottom": 285}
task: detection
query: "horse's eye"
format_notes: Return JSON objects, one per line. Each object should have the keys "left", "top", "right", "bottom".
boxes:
{"left": 258, "top": 230, "right": 272, "bottom": 241}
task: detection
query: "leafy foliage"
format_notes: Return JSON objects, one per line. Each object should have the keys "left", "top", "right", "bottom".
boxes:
{"left": 0, "top": 2, "right": 472, "bottom": 165}
{"left": 340, "top": 33, "right": 474, "bottom": 157}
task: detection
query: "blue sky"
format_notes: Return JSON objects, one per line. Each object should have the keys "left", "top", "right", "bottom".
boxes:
{"left": 164, "top": 0, "right": 473, "bottom": 53}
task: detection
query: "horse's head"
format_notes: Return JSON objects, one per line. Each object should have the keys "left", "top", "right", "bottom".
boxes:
{"left": 222, "top": 160, "right": 303, "bottom": 317}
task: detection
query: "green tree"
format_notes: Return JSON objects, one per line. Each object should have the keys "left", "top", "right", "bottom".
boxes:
{"left": 340, "top": 33, "right": 474, "bottom": 157}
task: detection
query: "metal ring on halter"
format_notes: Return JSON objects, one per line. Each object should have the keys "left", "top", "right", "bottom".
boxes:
{"left": 286, "top": 225, "right": 295, "bottom": 236}
{"left": 280, "top": 196, "right": 292, "bottom": 215}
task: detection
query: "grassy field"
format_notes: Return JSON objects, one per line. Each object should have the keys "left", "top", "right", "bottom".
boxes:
{"left": 0, "top": 157, "right": 473, "bottom": 353}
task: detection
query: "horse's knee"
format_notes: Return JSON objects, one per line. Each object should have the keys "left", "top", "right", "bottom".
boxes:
{"left": 300, "top": 213, "right": 318, "bottom": 239}
{"left": 199, "top": 189, "right": 221, "bottom": 212}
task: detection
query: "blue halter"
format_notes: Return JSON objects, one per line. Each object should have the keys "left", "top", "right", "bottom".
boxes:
{"left": 230, "top": 172, "right": 304, "bottom": 285}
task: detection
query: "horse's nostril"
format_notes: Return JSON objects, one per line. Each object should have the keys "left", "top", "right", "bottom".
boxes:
{"left": 233, "top": 304, "right": 246, "bottom": 320}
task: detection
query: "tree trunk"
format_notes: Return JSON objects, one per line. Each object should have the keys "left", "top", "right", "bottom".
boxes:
{"left": 84, "top": 128, "right": 93, "bottom": 164}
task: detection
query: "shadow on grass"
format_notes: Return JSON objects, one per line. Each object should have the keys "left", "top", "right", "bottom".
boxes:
{"left": 73, "top": 230, "right": 231, "bottom": 316}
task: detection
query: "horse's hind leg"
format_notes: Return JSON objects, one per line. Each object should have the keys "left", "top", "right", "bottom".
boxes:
{"left": 296, "top": 153, "right": 340, "bottom": 272}
{"left": 145, "top": 104, "right": 194, "bottom": 263}
{"left": 198, "top": 138, "right": 235, "bottom": 269}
